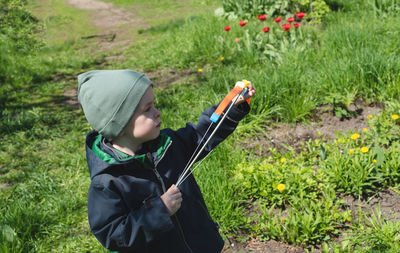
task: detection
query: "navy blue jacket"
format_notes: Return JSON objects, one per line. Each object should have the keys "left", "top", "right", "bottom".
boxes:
{"left": 85, "top": 103, "right": 250, "bottom": 252}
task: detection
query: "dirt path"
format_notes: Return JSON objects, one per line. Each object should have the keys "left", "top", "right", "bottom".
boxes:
{"left": 65, "top": 0, "right": 148, "bottom": 53}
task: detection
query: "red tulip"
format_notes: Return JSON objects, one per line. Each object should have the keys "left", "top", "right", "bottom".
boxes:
{"left": 239, "top": 20, "right": 247, "bottom": 27}
{"left": 262, "top": 27, "right": 270, "bottom": 33}
{"left": 287, "top": 17, "right": 295, "bottom": 23}
{"left": 274, "top": 17, "right": 282, "bottom": 23}
{"left": 282, "top": 23, "right": 291, "bottom": 31}
{"left": 235, "top": 37, "right": 240, "bottom": 43}
{"left": 224, "top": 25, "right": 231, "bottom": 31}
{"left": 257, "top": 14, "right": 266, "bottom": 21}
{"left": 295, "top": 12, "right": 306, "bottom": 20}
{"left": 294, "top": 23, "right": 300, "bottom": 28}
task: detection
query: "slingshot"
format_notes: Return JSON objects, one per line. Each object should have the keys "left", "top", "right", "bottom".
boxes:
{"left": 176, "top": 80, "right": 252, "bottom": 187}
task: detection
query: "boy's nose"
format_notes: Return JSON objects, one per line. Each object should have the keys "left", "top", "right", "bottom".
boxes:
{"left": 154, "top": 108, "right": 161, "bottom": 118}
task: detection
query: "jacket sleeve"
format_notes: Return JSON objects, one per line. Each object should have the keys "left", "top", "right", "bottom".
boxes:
{"left": 170, "top": 101, "right": 250, "bottom": 163}
{"left": 88, "top": 181, "right": 174, "bottom": 252}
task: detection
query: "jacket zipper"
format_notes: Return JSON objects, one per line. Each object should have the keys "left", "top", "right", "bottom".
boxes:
{"left": 153, "top": 168, "right": 166, "bottom": 193}
{"left": 146, "top": 142, "right": 194, "bottom": 253}
{"left": 146, "top": 152, "right": 167, "bottom": 193}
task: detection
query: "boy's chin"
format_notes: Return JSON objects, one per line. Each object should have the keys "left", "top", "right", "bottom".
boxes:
{"left": 150, "top": 130, "right": 161, "bottom": 140}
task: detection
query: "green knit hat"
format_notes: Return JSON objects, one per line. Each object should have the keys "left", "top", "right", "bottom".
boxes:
{"left": 77, "top": 70, "right": 153, "bottom": 140}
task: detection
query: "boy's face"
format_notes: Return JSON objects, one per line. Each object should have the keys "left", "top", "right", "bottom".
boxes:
{"left": 122, "top": 87, "right": 161, "bottom": 143}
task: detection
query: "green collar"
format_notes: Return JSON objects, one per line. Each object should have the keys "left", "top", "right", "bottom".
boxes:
{"left": 92, "top": 133, "right": 171, "bottom": 167}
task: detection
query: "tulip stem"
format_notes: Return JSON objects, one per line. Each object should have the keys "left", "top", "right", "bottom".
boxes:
{"left": 310, "top": 0, "right": 315, "bottom": 23}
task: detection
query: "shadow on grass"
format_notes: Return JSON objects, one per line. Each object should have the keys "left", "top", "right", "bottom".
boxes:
{"left": 0, "top": 94, "right": 81, "bottom": 136}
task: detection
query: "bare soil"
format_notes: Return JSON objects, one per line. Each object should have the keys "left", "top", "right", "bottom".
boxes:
{"left": 145, "top": 68, "right": 198, "bottom": 87}
{"left": 63, "top": 88, "right": 80, "bottom": 109}
{"left": 243, "top": 102, "right": 383, "bottom": 156}
{"left": 223, "top": 238, "right": 306, "bottom": 253}
{"left": 343, "top": 189, "right": 400, "bottom": 222}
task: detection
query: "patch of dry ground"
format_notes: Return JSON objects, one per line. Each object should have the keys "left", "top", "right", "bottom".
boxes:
{"left": 223, "top": 238, "right": 306, "bottom": 253}
{"left": 243, "top": 102, "right": 383, "bottom": 156}
{"left": 343, "top": 189, "right": 400, "bottom": 222}
{"left": 145, "top": 68, "right": 198, "bottom": 87}
{"left": 63, "top": 88, "right": 79, "bottom": 109}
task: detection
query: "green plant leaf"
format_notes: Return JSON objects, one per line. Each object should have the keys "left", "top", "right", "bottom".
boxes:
{"left": 372, "top": 146, "right": 385, "bottom": 166}
{"left": 1, "top": 225, "right": 16, "bottom": 242}
{"left": 320, "top": 144, "right": 327, "bottom": 160}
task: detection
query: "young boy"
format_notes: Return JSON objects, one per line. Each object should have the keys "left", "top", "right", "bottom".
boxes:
{"left": 77, "top": 69, "right": 255, "bottom": 252}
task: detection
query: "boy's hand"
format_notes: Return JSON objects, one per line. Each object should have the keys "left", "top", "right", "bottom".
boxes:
{"left": 234, "top": 85, "right": 256, "bottom": 106}
{"left": 160, "top": 184, "right": 182, "bottom": 216}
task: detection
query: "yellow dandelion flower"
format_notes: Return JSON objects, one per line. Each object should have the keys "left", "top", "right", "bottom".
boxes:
{"left": 367, "top": 115, "right": 373, "bottom": 119}
{"left": 198, "top": 68, "right": 203, "bottom": 72}
{"left": 277, "top": 184, "right": 285, "bottom": 192}
{"left": 361, "top": 146, "right": 369, "bottom": 153}
{"left": 392, "top": 114, "right": 399, "bottom": 120}
{"left": 362, "top": 128, "right": 367, "bottom": 132}
{"left": 351, "top": 133, "right": 360, "bottom": 140}
{"left": 372, "top": 159, "right": 377, "bottom": 163}
{"left": 280, "top": 157, "right": 287, "bottom": 163}
{"left": 349, "top": 149, "right": 354, "bottom": 154}
{"left": 220, "top": 57, "right": 224, "bottom": 61}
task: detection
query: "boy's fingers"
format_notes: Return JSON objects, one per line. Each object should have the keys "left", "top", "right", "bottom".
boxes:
{"left": 167, "top": 185, "right": 182, "bottom": 199}
{"left": 242, "top": 86, "right": 255, "bottom": 99}
{"left": 171, "top": 191, "right": 182, "bottom": 199}
{"left": 169, "top": 184, "right": 180, "bottom": 192}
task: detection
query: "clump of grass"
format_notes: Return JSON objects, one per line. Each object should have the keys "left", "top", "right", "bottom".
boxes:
{"left": 327, "top": 207, "right": 400, "bottom": 252}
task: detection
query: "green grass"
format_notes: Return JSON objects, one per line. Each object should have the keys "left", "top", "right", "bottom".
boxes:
{"left": 1, "top": 0, "right": 400, "bottom": 252}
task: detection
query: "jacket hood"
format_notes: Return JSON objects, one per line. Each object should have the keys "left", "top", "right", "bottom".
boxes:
{"left": 85, "top": 130, "right": 171, "bottom": 179}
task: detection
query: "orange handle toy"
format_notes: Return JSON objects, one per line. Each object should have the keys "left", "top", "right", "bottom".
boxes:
{"left": 210, "top": 80, "right": 251, "bottom": 123}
